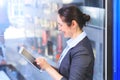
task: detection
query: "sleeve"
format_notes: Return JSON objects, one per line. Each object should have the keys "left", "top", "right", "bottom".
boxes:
{"left": 60, "top": 49, "right": 92, "bottom": 80}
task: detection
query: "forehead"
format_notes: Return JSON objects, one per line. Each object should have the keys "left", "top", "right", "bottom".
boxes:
{"left": 57, "top": 15, "right": 62, "bottom": 22}
{"left": 57, "top": 15, "right": 66, "bottom": 24}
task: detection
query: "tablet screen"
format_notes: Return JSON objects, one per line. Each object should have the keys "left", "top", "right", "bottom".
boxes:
{"left": 19, "top": 47, "right": 41, "bottom": 70}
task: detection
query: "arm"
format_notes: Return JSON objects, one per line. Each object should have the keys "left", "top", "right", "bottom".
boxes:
{"left": 68, "top": 52, "right": 93, "bottom": 80}
{"left": 59, "top": 54, "right": 92, "bottom": 80}
{"left": 45, "top": 65, "right": 63, "bottom": 80}
{"left": 35, "top": 57, "right": 63, "bottom": 80}
{"left": 69, "top": 49, "right": 94, "bottom": 80}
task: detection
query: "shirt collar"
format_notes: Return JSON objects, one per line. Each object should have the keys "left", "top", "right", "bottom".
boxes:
{"left": 67, "top": 31, "right": 87, "bottom": 48}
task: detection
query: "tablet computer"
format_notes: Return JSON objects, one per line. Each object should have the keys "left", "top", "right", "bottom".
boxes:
{"left": 19, "top": 47, "right": 41, "bottom": 70}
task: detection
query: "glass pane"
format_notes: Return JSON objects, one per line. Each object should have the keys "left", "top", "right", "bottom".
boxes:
{"left": 1, "top": 0, "right": 105, "bottom": 80}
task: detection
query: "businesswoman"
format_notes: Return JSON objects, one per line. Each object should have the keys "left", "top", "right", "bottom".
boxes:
{"left": 35, "top": 5, "right": 94, "bottom": 80}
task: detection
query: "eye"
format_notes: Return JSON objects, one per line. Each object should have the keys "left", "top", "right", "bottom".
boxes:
{"left": 57, "top": 23, "right": 62, "bottom": 27}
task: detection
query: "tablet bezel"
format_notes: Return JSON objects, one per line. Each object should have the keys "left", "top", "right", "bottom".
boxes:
{"left": 19, "top": 47, "right": 41, "bottom": 70}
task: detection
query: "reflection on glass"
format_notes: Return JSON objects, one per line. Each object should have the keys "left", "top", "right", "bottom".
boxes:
{"left": 1, "top": 0, "right": 104, "bottom": 80}
{"left": 80, "top": 6, "right": 104, "bottom": 28}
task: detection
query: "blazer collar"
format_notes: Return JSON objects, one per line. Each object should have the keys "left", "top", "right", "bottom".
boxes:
{"left": 67, "top": 31, "right": 87, "bottom": 48}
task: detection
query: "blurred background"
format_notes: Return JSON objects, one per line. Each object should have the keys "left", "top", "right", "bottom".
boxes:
{"left": 0, "top": 0, "right": 106, "bottom": 80}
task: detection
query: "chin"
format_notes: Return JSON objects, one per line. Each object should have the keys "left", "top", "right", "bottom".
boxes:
{"left": 63, "top": 33, "right": 70, "bottom": 38}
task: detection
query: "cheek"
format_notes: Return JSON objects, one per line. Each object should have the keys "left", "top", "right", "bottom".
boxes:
{"left": 67, "top": 30, "right": 73, "bottom": 36}
{"left": 64, "top": 29, "right": 72, "bottom": 37}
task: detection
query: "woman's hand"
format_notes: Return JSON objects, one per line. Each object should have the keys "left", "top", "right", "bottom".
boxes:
{"left": 35, "top": 57, "right": 50, "bottom": 70}
{"left": 35, "top": 57, "right": 63, "bottom": 80}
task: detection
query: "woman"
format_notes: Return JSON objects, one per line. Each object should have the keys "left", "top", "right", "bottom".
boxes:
{"left": 35, "top": 5, "right": 94, "bottom": 80}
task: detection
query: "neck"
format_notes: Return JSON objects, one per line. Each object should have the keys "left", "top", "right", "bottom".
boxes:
{"left": 71, "top": 29, "right": 83, "bottom": 39}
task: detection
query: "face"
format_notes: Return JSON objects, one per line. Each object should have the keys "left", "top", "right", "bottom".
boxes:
{"left": 57, "top": 15, "right": 73, "bottom": 38}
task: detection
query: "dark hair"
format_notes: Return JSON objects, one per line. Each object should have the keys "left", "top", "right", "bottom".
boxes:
{"left": 58, "top": 5, "right": 90, "bottom": 29}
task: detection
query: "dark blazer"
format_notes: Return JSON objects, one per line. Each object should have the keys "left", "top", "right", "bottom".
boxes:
{"left": 59, "top": 37, "right": 94, "bottom": 80}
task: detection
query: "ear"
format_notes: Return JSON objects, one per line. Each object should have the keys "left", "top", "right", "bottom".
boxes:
{"left": 71, "top": 20, "right": 77, "bottom": 28}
